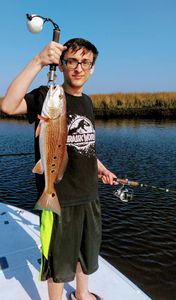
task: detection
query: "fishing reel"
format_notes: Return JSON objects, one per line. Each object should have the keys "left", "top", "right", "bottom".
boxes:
{"left": 114, "top": 184, "right": 134, "bottom": 203}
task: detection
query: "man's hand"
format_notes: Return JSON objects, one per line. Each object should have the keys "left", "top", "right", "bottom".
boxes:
{"left": 97, "top": 159, "right": 117, "bottom": 185}
{"left": 37, "top": 42, "right": 67, "bottom": 68}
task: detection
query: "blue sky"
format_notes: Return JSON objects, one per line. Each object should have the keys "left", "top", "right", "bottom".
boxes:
{"left": 1, "top": 0, "right": 176, "bottom": 95}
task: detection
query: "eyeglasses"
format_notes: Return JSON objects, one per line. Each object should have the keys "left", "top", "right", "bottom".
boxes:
{"left": 61, "top": 58, "right": 93, "bottom": 71}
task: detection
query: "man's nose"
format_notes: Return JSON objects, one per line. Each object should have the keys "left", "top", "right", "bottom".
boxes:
{"left": 75, "top": 62, "right": 83, "bottom": 71}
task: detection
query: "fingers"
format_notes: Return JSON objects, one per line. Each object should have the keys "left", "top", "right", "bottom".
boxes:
{"left": 109, "top": 173, "right": 117, "bottom": 185}
{"left": 100, "top": 172, "right": 117, "bottom": 185}
{"left": 38, "top": 42, "right": 67, "bottom": 67}
{"left": 48, "top": 42, "right": 67, "bottom": 64}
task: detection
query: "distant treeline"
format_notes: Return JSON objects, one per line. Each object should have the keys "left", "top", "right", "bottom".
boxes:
{"left": 1, "top": 92, "right": 176, "bottom": 119}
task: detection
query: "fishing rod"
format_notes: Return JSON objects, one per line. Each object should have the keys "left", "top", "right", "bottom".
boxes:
{"left": 26, "top": 13, "right": 61, "bottom": 86}
{"left": 0, "top": 152, "right": 34, "bottom": 157}
{"left": 113, "top": 178, "right": 176, "bottom": 202}
{"left": 1, "top": 150, "right": 175, "bottom": 200}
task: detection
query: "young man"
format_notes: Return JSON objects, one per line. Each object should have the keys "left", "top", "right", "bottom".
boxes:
{"left": 2, "top": 38, "right": 117, "bottom": 300}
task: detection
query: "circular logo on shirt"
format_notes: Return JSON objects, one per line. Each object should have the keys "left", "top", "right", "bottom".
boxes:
{"left": 67, "top": 115, "right": 95, "bottom": 155}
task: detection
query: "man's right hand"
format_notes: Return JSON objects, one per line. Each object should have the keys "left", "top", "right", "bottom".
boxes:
{"left": 37, "top": 42, "right": 67, "bottom": 68}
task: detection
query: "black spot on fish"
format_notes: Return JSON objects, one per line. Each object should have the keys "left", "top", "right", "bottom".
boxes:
{"left": 52, "top": 193, "right": 55, "bottom": 197}
{"left": 51, "top": 170, "right": 55, "bottom": 173}
{"left": 52, "top": 164, "right": 55, "bottom": 167}
{"left": 58, "top": 145, "right": 61, "bottom": 147}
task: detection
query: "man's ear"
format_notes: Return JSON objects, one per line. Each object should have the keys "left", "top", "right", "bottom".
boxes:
{"left": 58, "top": 61, "right": 64, "bottom": 72}
{"left": 90, "top": 66, "right": 95, "bottom": 75}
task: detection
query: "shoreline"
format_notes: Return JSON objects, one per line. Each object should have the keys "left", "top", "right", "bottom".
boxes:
{"left": 1, "top": 91, "right": 176, "bottom": 119}
{"left": 93, "top": 107, "right": 176, "bottom": 119}
{"left": 1, "top": 108, "right": 176, "bottom": 120}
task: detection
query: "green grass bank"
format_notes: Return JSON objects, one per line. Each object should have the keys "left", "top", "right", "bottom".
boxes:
{"left": 1, "top": 92, "right": 176, "bottom": 119}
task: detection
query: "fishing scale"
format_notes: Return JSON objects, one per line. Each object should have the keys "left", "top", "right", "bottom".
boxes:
{"left": 26, "top": 13, "right": 60, "bottom": 86}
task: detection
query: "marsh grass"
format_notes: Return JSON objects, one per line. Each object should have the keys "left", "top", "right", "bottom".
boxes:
{"left": 90, "top": 92, "right": 176, "bottom": 118}
{"left": 1, "top": 92, "right": 176, "bottom": 119}
{"left": 90, "top": 92, "right": 176, "bottom": 109}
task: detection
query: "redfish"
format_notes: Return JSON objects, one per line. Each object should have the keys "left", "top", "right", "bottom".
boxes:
{"left": 33, "top": 85, "right": 68, "bottom": 215}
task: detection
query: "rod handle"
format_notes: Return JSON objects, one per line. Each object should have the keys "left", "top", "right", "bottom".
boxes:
{"left": 49, "top": 28, "right": 60, "bottom": 73}
{"left": 115, "top": 178, "right": 139, "bottom": 187}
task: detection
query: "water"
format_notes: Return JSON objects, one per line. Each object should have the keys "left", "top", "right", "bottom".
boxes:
{"left": 1, "top": 118, "right": 176, "bottom": 300}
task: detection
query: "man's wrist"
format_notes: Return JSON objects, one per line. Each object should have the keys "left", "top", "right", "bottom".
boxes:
{"left": 33, "top": 55, "right": 44, "bottom": 69}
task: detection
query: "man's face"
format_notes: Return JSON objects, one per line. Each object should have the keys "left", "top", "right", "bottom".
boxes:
{"left": 60, "top": 47, "right": 94, "bottom": 89}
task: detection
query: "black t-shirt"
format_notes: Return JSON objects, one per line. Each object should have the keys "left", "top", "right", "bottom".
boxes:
{"left": 25, "top": 85, "right": 99, "bottom": 207}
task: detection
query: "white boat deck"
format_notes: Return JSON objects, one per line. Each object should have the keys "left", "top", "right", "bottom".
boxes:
{"left": 0, "top": 203, "right": 152, "bottom": 300}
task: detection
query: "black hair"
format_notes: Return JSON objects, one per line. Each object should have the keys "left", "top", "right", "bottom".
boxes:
{"left": 60, "top": 38, "right": 99, "bottom": 64}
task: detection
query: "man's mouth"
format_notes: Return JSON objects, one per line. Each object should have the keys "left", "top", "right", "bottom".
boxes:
{"left": 72, "top": 75, "right": 83, "bottom": 80}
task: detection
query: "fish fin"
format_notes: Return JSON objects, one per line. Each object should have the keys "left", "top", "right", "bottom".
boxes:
{"left": 35, "top": 190, "right": 61, "bottom": 216}
{"left": 35, "top": 123, "right": 41, "bottom": 137}
{"left": 32, "top": 159, "right": 44, "bottom": 174}
{"left": 38, "top": 115, "right": 50, "bottom": 122}
{"left": 56, "top": 150, "right": 68, "bottom": 182}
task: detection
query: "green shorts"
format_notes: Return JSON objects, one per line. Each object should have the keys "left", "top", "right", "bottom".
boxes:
{"left": 39, "top": 199, "right": 102, "bottom": 283}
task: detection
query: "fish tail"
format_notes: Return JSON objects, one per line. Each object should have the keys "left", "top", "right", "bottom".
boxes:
{"left": 35, "top": 190, "right": 61, "bottom": 216}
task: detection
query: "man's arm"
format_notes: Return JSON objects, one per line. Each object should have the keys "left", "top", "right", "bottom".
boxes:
{"left": 1, "top": 57, "right": 42, "bottom": 115}
{"left": 97, "top": 158, "right": 117, "bottom": 185}
{"left": 1, "top": 42, "right": 66, "bottom": 115}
